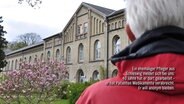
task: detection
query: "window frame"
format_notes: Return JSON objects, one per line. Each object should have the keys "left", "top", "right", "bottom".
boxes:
{"left": 66, "top": 47, "right": 71, "bottom": 64}
{"left": 78, "top": 44, "right": 84, "bottom": 62}
{"left": 94, "top": 40, "right": 101, "bottom": 60}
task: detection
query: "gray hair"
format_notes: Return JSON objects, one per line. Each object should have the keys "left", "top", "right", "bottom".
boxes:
{"left": 126, "top": 0, "right": 184, "bottom": 38}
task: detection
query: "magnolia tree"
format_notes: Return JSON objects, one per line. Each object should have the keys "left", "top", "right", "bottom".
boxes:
{"left": 0, "top": 60, "right": 68, "bottom": 104}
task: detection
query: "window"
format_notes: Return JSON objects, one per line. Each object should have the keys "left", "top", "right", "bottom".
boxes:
{"left": 56, "top": 49, "right": 60, "bottom": 62}
{"left": 19, "top": 58, "right": 22, "bottom": 62}
{"left": 96, "top": 19, "right": 98, "bottom": 34}
{"left": 11, "top": 60, "right": 14, "bottom": 70}
{"left": 40, "top": 53, "right": 44, "bottom": 61}
{"left": 24, "top": 57, "right": 27, "bottom": 62}
{"left": 77, "top": 24, "right": 82, "bottom": 35}
{"left": 111, "top": 23, "right": 114, "bottom": 30}
{"left": 108, "top": 24, "right": 111, "bottom": 30}
{"left": 94, "top": 40, "right": 101, "bottom": 60}
{"left": 115, "top": 22, "right": 117, "bottom": 29}
{"left": 102, "top": 23, "right": 104, "bottom": 32}
{"left": 93, "top": 70, "right": 99, "bottom": 81}
{"left": 112, "top": 69, "right": 118, "bottom": 77}
{"left": 122, "top": 18, "right": 126, "bottom": 27}
{"left": 7, "top": 61, "right": 10, "bottom": 70}
{"left": 15, "top": 59, "right": 18, "bottom": 69}
{"left": 19, "top": 59, "right": 22, "bottom": 69}
{"left": 47, "top": 51, "right": 51, "bottom": 61}
{"left": 93, "top": 18, "right": 96, "bottom": 35}
{"left": 113, "top": 36, "right": 121, "bottom": 54}
{"left": 118, "top": 21, "right": 122, "bottom": 28}
{"left": 99, "top": 21, "right": 101, "bottom": 33}
{"left": 83, "top": 22, "right": 88, "bottom": 33}
{"left": 29, "top": 56, "right": 32, "bottom": 63}
{"left": 64, "top": 72, "right": 69, "bottom": 80}
{"left": 34, "top": 55, "right": 38, "bottom": 62}
{"left": 66, "top": 47, "right": 71, "bottom": 63}
{"left": 77, "top": 69, "right": 85, "bottom": 83}
{"left": 78, "top": 44, "right": 84, "bottom": 62}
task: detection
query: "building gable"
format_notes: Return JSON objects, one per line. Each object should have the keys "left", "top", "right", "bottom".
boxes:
{"left": 77, "top": 6, "right": 88, "bottom": 17}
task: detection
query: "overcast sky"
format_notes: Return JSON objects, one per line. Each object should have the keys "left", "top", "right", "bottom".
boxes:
{"left": 0, "top": 0, "right": 124, "bottom": 42}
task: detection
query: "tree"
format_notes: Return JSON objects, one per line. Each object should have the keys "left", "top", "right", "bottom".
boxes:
{"left": 17, "top": 33, "right": 42, "bottom": 45}
{"left": 0, "top": 17, "right": 8, "bottom": 68}
{"left": 18, "top": 0, "right": 42, "bottom": 8}
{"left": 8, "top": 41, "right": 27, "bottom": 51}
{"left": 7, "top": 33, "right": 42, "bottom": 51}
{"left": 0, "top": 60, "right": 68, "bottom": 104}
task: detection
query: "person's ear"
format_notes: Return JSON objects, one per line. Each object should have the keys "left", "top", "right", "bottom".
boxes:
{"left": 125, "top": 24, "right": 136, "bottom": 42}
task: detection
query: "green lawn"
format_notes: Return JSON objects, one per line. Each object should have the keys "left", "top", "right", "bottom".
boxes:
{"left": 55, "top": 99, "right": 69, "bottom": 104}
{"left": 0, "top": 99, "right": 69, "bottom": 104}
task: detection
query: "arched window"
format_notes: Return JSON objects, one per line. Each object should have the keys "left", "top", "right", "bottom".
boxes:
{"left": 113, "top": 36, "right": 121, "bottom": 54}
{"left": 122, "top": 18, "right": 126, "bottom": 27}
{"left": 94, "top": 40, "right": 101, "bottom": 60}
{"left": 47, "top": 51, "right": 51, "bottom": 61}
{"left": 108, "top": 24, "right": 111, "bottom": 30}
{"left": 102, "top": 23, "right": 104, "bottom": 33}
{"left": 56, "top": 49, "right": 60, "bottom": 62}
{"left": 92, "top": 70, "right": 99, "bottom": 81}
{"left": 76, "top": 69, "right": 85, "bottom": 83}
{"left": 11, "top": 60, "right": 14, "bottom": 70}
{"left": 19, "top": 58, "right": 22, "bottom": 63}
{"left": 7, "top": 61, "right": 10, "bottom": 70}
{"left": 29, "top": 56, "right": 32, "bottom": 63}
{"left": 99, "top": 21, "right": 101, "bottom": 33}
{"left": 63, "top": 72, "right": 69, "bottom": 80}
{"left": 34, "top": 55, "right": 38, "bottom": 62}
{"left": 112, "top": 69, "right": 118, "bottom": 77}
{"left": 111, "top": 23, "right": 114, "bottom": 30}
{"left": 40, "top": 53, "right": 44, "bottom": 61}
{"left": 19, "top": 58, "right": 22, "bottom": 69}
{"left": 24, "top": 57, "right": 27, "bottom": 62}
{"left": 115, "top": 22, "right": 117, "bottom": 29}
{"left": 118, "top": 21, "right": 122, "bottom": 28}
{"left": 66, "top": 47, "right": 71, "bottom": 63}
{"left": 94, "top": 18, "right": 96, "bottom": 35}
{"left": 15, "top": 59, "right": 18, "bottom": 69}
{"left": 78, "top": 44, "right": 84, "bottom": 62}
{"left": 96, "top": 19, "right": 98, "bottom": 34}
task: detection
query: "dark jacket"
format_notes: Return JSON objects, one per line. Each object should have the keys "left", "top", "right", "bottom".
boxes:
{"left": 76, "top": 26, "right": 184, "bottom": 104}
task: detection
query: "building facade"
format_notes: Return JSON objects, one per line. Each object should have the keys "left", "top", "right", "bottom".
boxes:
{"left": 5, "top": 2, "right": 130, "bottom": 82}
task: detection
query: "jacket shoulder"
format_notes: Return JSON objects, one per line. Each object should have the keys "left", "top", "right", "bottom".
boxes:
{"left": 76, "top": 77, "right": 121, "bottom": 104}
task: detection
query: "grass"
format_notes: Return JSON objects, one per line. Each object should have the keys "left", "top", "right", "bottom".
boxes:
{"left": 0, "top": 99, "right": 69, "bottom": 104}
{"left": 56, "top": 99, "right": 69, "bottom": 104}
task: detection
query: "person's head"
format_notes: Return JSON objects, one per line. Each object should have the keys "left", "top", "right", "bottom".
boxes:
{"left": 125, "top": 0, "right": 184, "bottom": 41}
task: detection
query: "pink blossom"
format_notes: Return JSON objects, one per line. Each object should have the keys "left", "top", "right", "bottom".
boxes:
{"left": 0, "top": 60, "right": 68, "bottom": 104}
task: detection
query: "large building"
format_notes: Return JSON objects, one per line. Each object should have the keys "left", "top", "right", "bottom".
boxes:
{"left": 5, "top": 2, "right": 130, "bottom": 82}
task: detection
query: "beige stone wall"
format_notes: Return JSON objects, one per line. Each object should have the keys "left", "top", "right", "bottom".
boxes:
{"left": 107, "top": 14, "right": 130, "bottom": 77}
{"left": 6, "top": 45, "right": 44, "bottom": 71}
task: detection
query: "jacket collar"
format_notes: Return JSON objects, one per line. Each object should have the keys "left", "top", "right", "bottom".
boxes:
{"left": 111, "top": 26, "right": 184, "bottom": 65}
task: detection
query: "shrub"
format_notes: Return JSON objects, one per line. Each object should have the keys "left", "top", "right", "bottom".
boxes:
{"left": 67, "top": 82, "right": 93, "bottom": 104}
{"left": 56, "top": 80, "right": 69, "bottom": 99}
{"left": 0, "top": 60, "right": 68, "bottom": 104}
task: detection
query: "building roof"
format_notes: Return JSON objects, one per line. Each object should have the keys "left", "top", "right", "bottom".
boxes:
{"left": 62, "top": 2, "right": 115, "bottom": 32}
{"left": 6, "top": 41, "right": 44, "bottom": 56}
{"left": 108, "top": 9, "right": 125, "bottom": 17}
{"left": 43, "top": 32, "right": 62, "bottom": 40}
{"left": 83, "top": 2, "right": 115, "bottom": 16}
